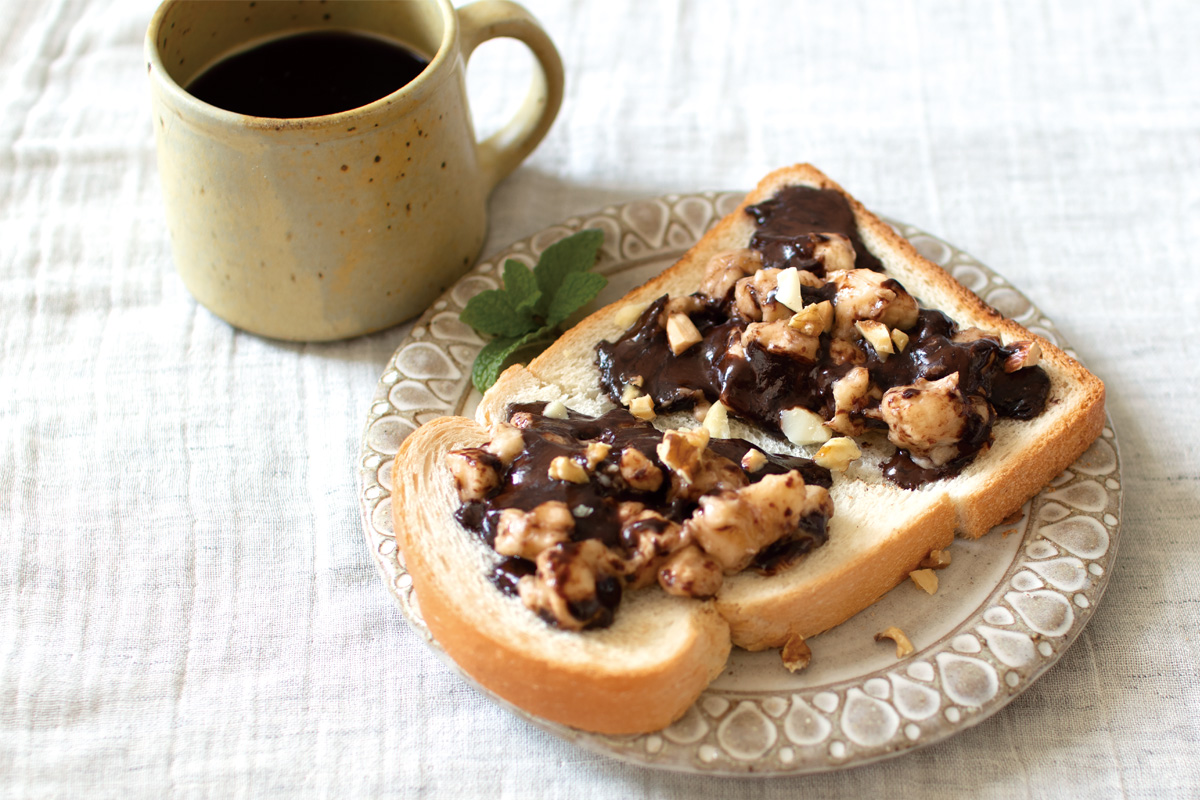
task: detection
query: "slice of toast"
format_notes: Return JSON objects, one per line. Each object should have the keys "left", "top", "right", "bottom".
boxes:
{"left": 392, "top": 164, "right": 1105, "bottom": 733}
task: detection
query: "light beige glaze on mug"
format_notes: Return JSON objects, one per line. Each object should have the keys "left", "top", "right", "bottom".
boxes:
{"left": 147, "top": 0, "right": 563, "bottom": 341}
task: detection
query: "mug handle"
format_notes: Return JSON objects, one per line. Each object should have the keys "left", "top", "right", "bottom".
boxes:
{"left": 457, "top": 0, "right": 565, "bottom": 193}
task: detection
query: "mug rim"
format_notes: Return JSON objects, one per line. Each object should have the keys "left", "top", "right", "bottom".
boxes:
{"left": 145, "top": 0, "right": 459, "bottom": 131}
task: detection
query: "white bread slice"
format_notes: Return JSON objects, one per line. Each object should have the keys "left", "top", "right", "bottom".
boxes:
{"left": 393, "top": 415, "right": 731, "bottom": 734}
{"left": 392, "top": 164, "right": 1105, "bottom": 730}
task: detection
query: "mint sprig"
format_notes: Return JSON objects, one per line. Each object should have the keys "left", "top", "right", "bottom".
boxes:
{"left": 460, "top": 229, "right": 607, "bottom": 392}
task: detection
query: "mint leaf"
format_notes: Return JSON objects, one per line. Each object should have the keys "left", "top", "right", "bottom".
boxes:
{"left": 459, "top": 290, "right": 529, "bottom": 338}
{"left": 546, "top": 270, "right": 607, "bottom": 328}
{"left": 459, "top": 228, "right": 608, "bottom": 391}
{"left": 503, "top": 260, "right": 542, "bottom": 317}
{"left": 533, "top": 228, "right": 605, "bottom": 314}
{"left": 470, "top": 327, "right": 554, "bottom": 394}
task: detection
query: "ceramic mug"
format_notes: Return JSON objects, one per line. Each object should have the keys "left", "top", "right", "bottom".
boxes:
{"left": 146, "top": 0, "right": 563, "bottom": 341}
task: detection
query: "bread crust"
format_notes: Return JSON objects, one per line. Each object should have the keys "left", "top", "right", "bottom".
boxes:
{"left": 391, "top": 164, "right": 1105, "bottom": 731}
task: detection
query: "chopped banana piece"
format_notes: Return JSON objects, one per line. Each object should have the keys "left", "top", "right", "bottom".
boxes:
{"left": 814, "top": 436, "right": 861, "bottom": 471}
{"left": 891, "top": 327, "right": 910, "bottom": 352}
{"left": 701, "top": 400, "right": 732, "bottom": 439}
{"left": 780, "top": 406, "right": 832, "bottom": 446}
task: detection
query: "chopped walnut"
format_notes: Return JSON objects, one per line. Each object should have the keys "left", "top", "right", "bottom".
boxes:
{"left": 699, "top": 248, "right": 763, "bottom": 301}
{"left": 740, "top": 448, "right": 768, "bottom": 473}
{"left": 875, "top": 626, "right": 915, "bottom": 658}
{"left": 781, "top": 634, "right": 813, "bottom": 672}
{"left": 878, "top": 373, "right": 990, "bottom": 468}
{"left": 548, "top": 455, "right": 589, "bottom": 484}
{"left": 629, "top": 394, "right": 656, "bottom": 420}
{"left": 919, "top": 548, "right": 952, "bottom": 570}
{"left": 1004, "top": 340, "right": 1042, "bottom": 372}
{"left": 787, "top": 300, "right": 834, "bottom": 337}
{"left": 484, "top": 422, "right": 525, "bottom": 465}
{"left": 855, "top": 319, "right": 894, "bottom": 359}
{"left": 701, "top": 400, "right": 732, "bottom": 439}
{"left": 656, "top": 428, "right": 747, "bottom": 501}
{"left": 684, "top": 472, "right": 833, "bottom": 573}
{"left": 446, "top": 448, "right": 500, "bottom": 501}
{"left": 666, "top": 313, "right": 704, "bottom": 355}
{"left": 909, "top": 568, "right": 939, "bottom": 594}
{"left": 828, "top": 268, "right": 919, "bottom": 340}
{"left": 813, "top": 436, "right": 861, "bottom": 471}
{"left": 741, "top": 320, "right": 820, "bottom": 362}
{"left": 618, "top": 446, "right": 664, "bottom": 492}
{"left": 494, "top": 501, "right": 574, "bottom": 559}
{"left": 657, "top": 544, "right": 723, "bottom": 598}
{"left": 780, "top": 405, "right": 832, "bottom": 446}
{"left": 584, "top": 442, "right": 611, "bottom": 471}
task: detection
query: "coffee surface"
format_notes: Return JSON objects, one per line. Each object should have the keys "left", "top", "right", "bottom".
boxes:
{"left": 186, "top": 30, "right": 428, "bottom": 118}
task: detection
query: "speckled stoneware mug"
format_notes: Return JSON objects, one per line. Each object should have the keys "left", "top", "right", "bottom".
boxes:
{"left": 146, "top": 0, "right": 563, "bottom": 341}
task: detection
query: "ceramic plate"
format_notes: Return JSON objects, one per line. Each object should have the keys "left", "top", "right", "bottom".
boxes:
{"left": 357, "top": 192, "right": 1122, "bottom": 775}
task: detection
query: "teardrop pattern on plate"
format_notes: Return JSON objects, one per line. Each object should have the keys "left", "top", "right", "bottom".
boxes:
{"left": 1025, "top": 557, "right": 1088, "bottom": 592}
{"left": 716, "top": 702, "right": 777, "bottom": 761}
{"left": 663, "top": 704, "right": 709, "bottom": 744}
{"left": 783, "top": 697, "right": 833, "bottom": 746}
{"left": 451, "top": 275, "right": 498, "bottom": 307}
{"left": 1072, "top": 437, "right": 1118, "bottom": 475}
{"left": 1040, "top": 515, "right": 1110, "bottom": 559}
{"left": 394, "top": 341, "right": 462, "bottom": 381}
{"left": 389, "top": 380, "right": 446, "bottom": 411}
{"left": 840, "top": 688, "right": 900, "bottom": 747}
{"left": 675, "top": 196, "right": 714, "bottom": 239}
{"left": 1005, "top": 590, "right": 1075, "bottom": 636}
{"left": 978, "top": 626, "right": 1037, "bottom": 668}
{"left": 366, "top": 415, "right": 416, "bottom": 455}
{"left": 621, "top": 199, "right": 669, "bottom": 248}
{"left": 889, "top": 675, "right": 941, "bottom": 721}
{"left": 936, "top": 654, "right": 999, "bottom": 707}
{"left": 1044, "top": 481, "right": 1107, "bottom": 512}
{"left": 429, "top": 312, "right": 484, "bottom": 344}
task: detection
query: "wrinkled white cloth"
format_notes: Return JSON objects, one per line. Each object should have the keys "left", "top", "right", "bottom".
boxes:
{"left": 2, "top": 0, "right": 1198, "bottom": 797}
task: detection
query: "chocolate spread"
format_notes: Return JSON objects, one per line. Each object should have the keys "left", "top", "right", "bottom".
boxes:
{"left": 453, "top": 403, "right": 833, "bottom": 629}
{"left": 595, "top": 186, "right": 1050, "bottom": 488}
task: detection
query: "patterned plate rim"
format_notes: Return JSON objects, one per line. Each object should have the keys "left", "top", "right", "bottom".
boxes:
{"left": 356, "top": 191, "right": 1122, "bottom": 775}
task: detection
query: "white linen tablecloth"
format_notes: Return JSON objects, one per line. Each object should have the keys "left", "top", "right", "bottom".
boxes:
{"left": 2, "top": 0, "right": 1198, "bottom": 796}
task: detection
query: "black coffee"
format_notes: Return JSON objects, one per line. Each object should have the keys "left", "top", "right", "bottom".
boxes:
{"left": 186, "top": 30, "right": 429, "bottom": 118}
